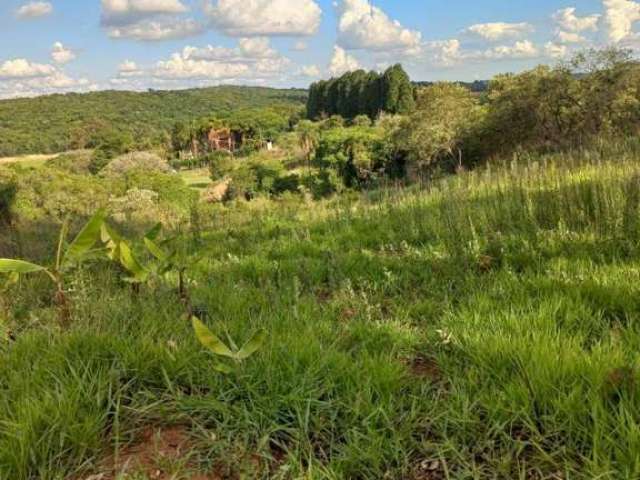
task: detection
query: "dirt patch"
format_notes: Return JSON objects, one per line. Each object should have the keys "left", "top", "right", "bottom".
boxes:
{"left": 82, "top": 425, "right": 221, "bottom": 480}
{"left": 406, "top": 355, "right": 442, "bottom": 382}
{"left": 411, "top": 458, "right": 447, "bottom": 480}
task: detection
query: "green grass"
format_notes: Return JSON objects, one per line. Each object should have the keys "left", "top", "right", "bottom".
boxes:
{"left": 2, "top": 145, "right": 640, "bottom": 479}
{"left": 179, "top": 168, "right": 214, "bottom": 190}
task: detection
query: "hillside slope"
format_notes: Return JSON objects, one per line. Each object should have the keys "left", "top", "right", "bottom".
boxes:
{"left": 2, "top": 142, "right": 640, "bottom": 478}
{"left": 0, "top": 86, "right": 307, "bottom": 156}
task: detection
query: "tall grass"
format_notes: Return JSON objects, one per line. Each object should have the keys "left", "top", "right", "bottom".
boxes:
{"left": 1, "top": 141, "right": 640, "bottom": 479}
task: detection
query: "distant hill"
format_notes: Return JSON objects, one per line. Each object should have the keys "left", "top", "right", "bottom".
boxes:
{"left": 0, "top": 86, "right": 307, "bottom": 157}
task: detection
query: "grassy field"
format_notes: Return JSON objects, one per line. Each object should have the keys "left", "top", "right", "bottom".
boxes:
{"left": 2, "top": 144, "right": 640, "bottom": 479}
{"left": 179, "top": 168, "right": 214, "bottom": 190}
{"left": 0, "top": 153, "right": 57, "bottom": 167}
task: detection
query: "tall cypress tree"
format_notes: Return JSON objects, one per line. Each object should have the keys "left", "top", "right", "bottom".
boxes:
{"left": 382, "top": 64, "right": 415, "bottom": 114}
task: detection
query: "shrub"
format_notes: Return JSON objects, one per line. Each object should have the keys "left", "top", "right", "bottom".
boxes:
{"left": 271, "top": 173, "right": 301, "bottom": 195}
{"left": 46, "top": 150, "right": 93, "bottom": 175}
{"left": 89, "top": 130, "right": 134, "bottom": 174}
{"left": 101, "top": 152, "right": 170, "bottom": 177}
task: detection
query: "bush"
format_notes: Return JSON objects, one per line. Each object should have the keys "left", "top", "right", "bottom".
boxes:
{"left": 46, "top": 150, "right": 93, "bottom": 175}
{"left": 89, "top": 130, "right": 134, "bottom": 174}
{"left": 101, "top": 152, "right": 170, "bottom": 177}
{"left": 314, "top": 126, "right": 388, "bottom": 188}
{"left": 303, "top": 169, "right": 343, "bottom": 199}
{"left": 271, "top": 173, "right": 301, "bottom": 195}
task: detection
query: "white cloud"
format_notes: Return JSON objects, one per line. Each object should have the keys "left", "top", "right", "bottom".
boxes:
{"left": 152, "top": 38, "right": 291, "bottom": 81}
{"left": 15, "top": 1, "right": 53, "bottom": 19}
{"left": 300, "top": 64, "right": 321, "bottom": 77}
{"left": 107, "top": 19, "right": 203, "bottom": 40}
{"left": 556, "top": 31, "right": 587, "bottom": 43}
{"left": 478, "top": 40, "right": 539, "bottom": 60}
{"left": 119, "top": 60, "right": 139, "bottom": 72}
{"left": 101, "top": 0, "right": 188, "bottom": 26}
{"left": 101, "top": 0, "right": 202, "bottom": 41}
{"left": 181, "top": 37, "right": 282, "bottom": 62}
{"left": 465, "top": 22, "right": 533, "bottom": 41}
{"left": 51, "top": 42, "right": 77, "bottom": 64}
{"left": 0, "top": 58, "right": 94, "bottom": 99}
{"left": 336, "top": 0, "right": 422, "bottom": 55}
{"left": 552, "top": 8, "right": 600, "bottom": 32}
{"left": 604, "top": 0, "right": 640, "bottom": 42}
{"left": 204, "top": 0, "right": 322, "bottom": 37}
{"left": 117, "top": 60, "right": 145, "bottom": 77}
{"left": 328, "top": 45, "right": 360, "bottom": 76}
{"left": 0, "top": 58, "right": 56, "bottom": 79}
{"left": 545, "top": 42, "right": 569, "bottom": 59}
{"left": 423, "top": 39, "right": 462, "bottom": 67}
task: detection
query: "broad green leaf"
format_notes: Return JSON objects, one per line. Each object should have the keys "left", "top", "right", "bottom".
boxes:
{"left": 64, "top": 209, "right": 106, "bottom": 265}
{"left": 212, "top": 362, "right": 234, "bottom": 374}
{"left": 144, "top": 237, "right": 169, "bottom": 262}
{"left": 0, "top": 259, "right": 46, "bottom": 274}
{"left": 237, "top": 330, "right": 267, "bottom": 360}
{"left": 119, "top": 241, "right": 148, "bottom": 282}
{"left": 144, "top": 223, "right": 162, "bottom": 241}
{"left": 192, "top": 317, "right": 234, "bottom": 358}
{"left": 101, "top": 223, "right": 122, "bottom": 244}
{"left": 101, "top": 224, "right": 122, "bottom": 261}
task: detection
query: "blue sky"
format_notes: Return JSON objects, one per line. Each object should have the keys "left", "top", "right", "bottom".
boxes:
{"left": 0, "top": 0, "right": 637, "bottom": 98}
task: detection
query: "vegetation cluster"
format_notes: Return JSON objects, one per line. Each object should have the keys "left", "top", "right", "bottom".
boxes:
{"left": 0, "top": 47, "right": 640, "bottom": 479}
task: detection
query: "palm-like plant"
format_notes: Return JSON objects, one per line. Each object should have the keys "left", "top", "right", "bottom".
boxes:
{"left": 0, "top": 210, "right": 106, "bottom": 322}
{"left": 192, "top": 317, "right": 266, "bottom": 373}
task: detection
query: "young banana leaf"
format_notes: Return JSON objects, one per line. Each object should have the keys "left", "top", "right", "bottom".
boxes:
{"left": 63, "top": 209, "right": 106, "bottom": 267}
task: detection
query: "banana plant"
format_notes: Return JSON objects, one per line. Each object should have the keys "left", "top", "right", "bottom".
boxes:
{"left": 0, "top": 209, "right": 106, "bottom": 322}
{"left": 192, "top": 317, "right": 266, "bottom": 373}
{"left": 103, "top": 223, "right": 197, "bottom": 315}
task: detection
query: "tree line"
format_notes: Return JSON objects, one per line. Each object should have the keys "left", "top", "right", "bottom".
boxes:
{"left": 306, "top": 64, "right": 415, "bottom": 120}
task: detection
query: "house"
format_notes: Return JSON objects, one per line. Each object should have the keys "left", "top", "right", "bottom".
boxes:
{"left": 206, "top": 128, "right": 243, "bottom": 153}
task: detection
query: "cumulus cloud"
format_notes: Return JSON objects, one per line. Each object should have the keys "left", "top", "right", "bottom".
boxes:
{"left": 465, "top": 22, "right": 533, "bottom": 41}
{"left": 101, "top": 0, "right": 188, "bottom": 26}
{"left": 479, "top": 40, "right": 539, "bottom": 60}
{"left": 15, "top": 1, "right": 53, "bottom": 19}
{"left": 335, "top": 0, "right": 422, "bottom": 55}
{"left": 203, "top": 0, "right": 322, "bottom": 37}
{"left": 152, "top": 37, "right": 291, "bottom": 81}
{"left": 328, "top": 45, "right": 360, "bottom": 76}
{"left": 422, "top": 39, "right": 539, "bottom": 67}
{"left": 0, "top": 59, "right": 56, "bottom": 79}
{"left": 552, "top": 8, "right": 600, "bottom": 33}
{"left": 545, "top": 42, "right": 569, "bottom": 59}
{"left": 604, "top": 0, "right": 640, "bottom": 43}
{"left": 0, "top": 58, "right": 94, "bottom": 99}
{"left": 107, "top": 19, "right": 203, "bottom": 40}
{"left": 300, "top": 64, "right": 321, "bottom": 77}
{"left": 51, "top": 42, "right": 77, "bottom": 64}
{"left": 423, "top": 39, "right": 463, "bottom": 67}
{"left": 100, "top": 0, "right": 203, "bottom": 41}
{"left": 556, "top": 31, "right": 587, "bottom": 43}
{"left": 117, "top": 60, "right": 145, "bottom": 77}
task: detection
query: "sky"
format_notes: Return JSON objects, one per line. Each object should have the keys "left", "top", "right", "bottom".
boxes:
{"left": 0, "top": 0, "right": 638, "bottom": 99}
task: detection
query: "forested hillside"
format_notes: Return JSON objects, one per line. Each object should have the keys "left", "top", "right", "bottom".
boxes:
{"left": 0, "top": 86, "right": 306, "bottom": 157}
